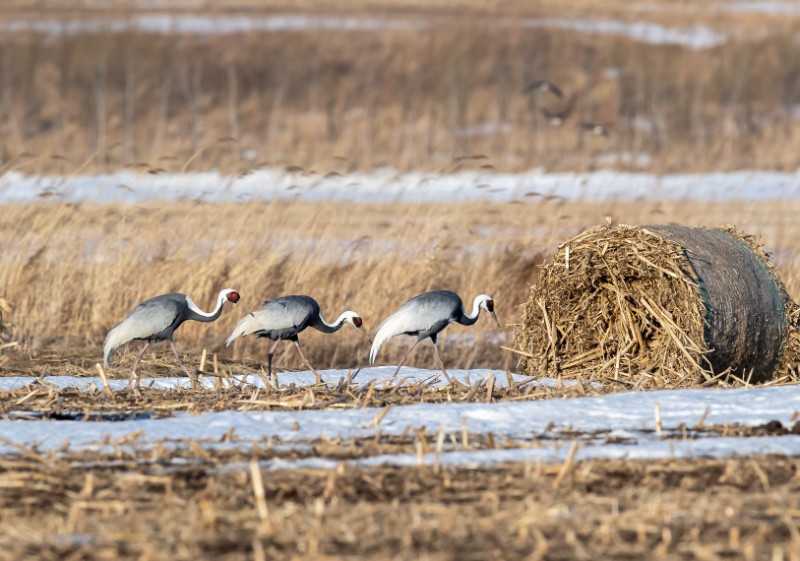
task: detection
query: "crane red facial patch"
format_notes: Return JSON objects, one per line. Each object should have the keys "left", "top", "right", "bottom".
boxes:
{"left": 228, "top": 291, "right": 240, "bottom": 303}
{"left": 353, "top": 316, "right": 363, "bottom": 328}
{"left": 486, "top": 300, "right": 494, "bottom": 312}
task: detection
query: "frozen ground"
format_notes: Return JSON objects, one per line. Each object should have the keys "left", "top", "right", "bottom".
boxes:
{"left": 4, "top": 168, "right": 800, "bottom": 204}
{"left": 0, "top": 367, "right": 528, "bottom": 392}
{"left": 2, "top": 368, "right": 800, "bottom": 468}
{"left": 509, "top": 17, "right": 724, "bottom": 49}
{"left": 0, "top": 13, "right": 730, "bottom": 49}
{"left": 725, "top": 1, "right": 800, "bottom": 15}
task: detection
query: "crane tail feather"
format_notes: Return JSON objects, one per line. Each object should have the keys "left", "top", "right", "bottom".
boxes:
{"left": 225, "top": 313, "right": 259, "bottom": 347}
{"left": 103, "top": 322, "right": 131, "bottom": 367}
{"left": 369, "top": 315, "right": 402, "bottom": 364}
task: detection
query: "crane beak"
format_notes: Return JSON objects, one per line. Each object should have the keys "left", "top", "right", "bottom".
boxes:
{"left": 489, "top": 310, "right": 501, "bottom": 329}
{"left": 358, "top": 325, "right": 373, "bottom": 345}
{"left": 351, "top": 324, "right": 373, "bottom": 344}
{"left": 238, "top": 300, "right": 256, "bottom": 318}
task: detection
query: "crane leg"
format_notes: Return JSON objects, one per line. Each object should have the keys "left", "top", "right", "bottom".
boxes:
{"left": 170, "top": 341, "right": 197, "bottom": 389}
{"left": 432, "top": 343, "right": 456, "bottom": 386}
{"left": 391, "top": 339, "right": 421, "bottom": 379}
{"left": 267, "top": 340, "right": 281, "bottom": 386}
{"left": 130, "top": 342, "right": 150, "bottom": 389}
{"left": 293, "top": 339, "right": 322, "bottom": 385}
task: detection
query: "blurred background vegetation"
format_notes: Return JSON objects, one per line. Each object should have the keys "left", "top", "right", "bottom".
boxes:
{"left": 0, "top": 1, "right": 798, "bottom": 174}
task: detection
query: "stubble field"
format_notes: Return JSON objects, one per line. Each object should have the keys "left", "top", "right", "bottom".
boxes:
{"left": 3, "top": 1, "right": 800, "bottom": 559}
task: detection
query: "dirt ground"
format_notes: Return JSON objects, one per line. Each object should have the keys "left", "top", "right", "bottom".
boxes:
{"left": 1, "top": 448, "right": 800, "bottom": 561}
{"left": 4, "top": 341, "right": 800, "bottom": 561}
{"left": 2, "top": 352, "right": 800, "bottom": 560}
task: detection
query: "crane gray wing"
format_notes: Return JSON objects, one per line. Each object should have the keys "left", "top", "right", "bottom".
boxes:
{"left": 378, "top": 291, "right": 462, "bottom": 335}
{"left": 121, "top": 297, "right": 183, "bottom": 340}
{"left": 226, "top": 296, "right": 317, "bottom": 344}
{"left": 370, "top": 291, "right": 462, "bottom": 363}
{"left": 259, "top": 298, "right": 315, "bottom": 330}
{"left": 103, "top": 295, "right": 184, "bottom": 365}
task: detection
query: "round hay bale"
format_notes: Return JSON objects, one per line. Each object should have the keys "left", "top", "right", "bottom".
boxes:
{"left": 512, "top": 224, "right": 800, "bottom": 387}
{"left": 0, "top": 297, "right": 9, "bottom": 339}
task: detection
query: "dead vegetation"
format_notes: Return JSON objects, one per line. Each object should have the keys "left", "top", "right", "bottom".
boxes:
{"left": 513, "top": 225, "right": 800, "bottom": 387}
{"left": 1, "top": 449, "right": 800, "bottom": 560}
{"left": 0, "top": 298, "right": 14, "bottom": 369}
{"left": 2, "top": 4, "right": 800, "bottom": 559}
{"left": 0, "top": 200, "right": 542, "bottom": 373}
{"left": 0, "top": 5, "right": 799, "bottom": 174}
{"left": 0, "top": 368, "right": 612, "bottom": 417}
{"left": 4, "top": 198, "right": 800, "bottom": 376}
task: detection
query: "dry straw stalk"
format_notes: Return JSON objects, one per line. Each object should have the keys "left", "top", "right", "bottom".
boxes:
{"left": 513, "top": 224, "right": 800, "bottom": 388}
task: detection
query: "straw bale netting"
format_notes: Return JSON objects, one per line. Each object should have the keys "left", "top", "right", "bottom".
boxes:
{"left": 513, "top": 224, "right": 800, "bottom": 388}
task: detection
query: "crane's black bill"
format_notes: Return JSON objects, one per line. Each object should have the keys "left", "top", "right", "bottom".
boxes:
{"left": 227, "top": 291, "right": 255, "bottom": 317}
{"left": 485, "top": 300, "right": 501, "bottom": 328}
{"left": 351, "top": 317, "right": 373, "bottom": 344}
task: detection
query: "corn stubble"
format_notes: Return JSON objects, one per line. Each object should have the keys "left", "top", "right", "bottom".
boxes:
{"left": 1, "top": 449, "right": 799, "bottom": 561}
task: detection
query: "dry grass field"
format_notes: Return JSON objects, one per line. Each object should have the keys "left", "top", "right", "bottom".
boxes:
{"left": 2, "top": 197, "right": 800, "bottom": 376}
{"left": 0, "top": 1, "right": 798, "bottom": 174}
{"left": 3, "top": 2, "right": 800, "bottom": 560}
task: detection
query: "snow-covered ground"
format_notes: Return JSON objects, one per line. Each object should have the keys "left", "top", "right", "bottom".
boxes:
{"left": 509, "top": 17, "right": 724, "bottom": 50}
{"left": 3, "top": 168, "right": 800, "bottom": 204}
{"left": 0, "top": 13, "right": 730, "bottom": 49}
{"left": 724, "top": 1, "right": 800, "bottom": 15}
{"left": 0, "top": 13, "right": 428, "bottom": 36}
{"left": 0, "top": 367, "right": 528, "bottom": 392}
{"left": 2, "top": 368, "right": 800, "bottom": 468}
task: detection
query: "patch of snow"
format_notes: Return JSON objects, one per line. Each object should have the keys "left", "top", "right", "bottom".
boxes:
{"left": 724, "top": 2, "right": 800, "bottom": 15}
{"left": 357, "top": 434, "right": 800, "bottom": 467}
{"left": 0, "top": 14, "right": 428, "bottom": 37}
{"left": 2, "top": 383, "right": 800, "bottom": 465}
{"left": 508, "top": 17, "right": 726, "bottom": 50}
{"left": 0, "top": 367, "right": 530, "bottom": 392}
{"left": 209, "top": 433, "right": 800, "bottom": 473}
{"left": 4, "top": 168, "right": 800, "bottom": 205}
{"left": 593, "top": 151, "right": 654, "bottom": 169}
{"left": 0, "top": 13, "right": 734, "bottom": 50}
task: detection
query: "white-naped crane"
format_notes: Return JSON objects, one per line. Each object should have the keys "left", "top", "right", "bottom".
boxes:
{"left": 103, "top": 288, "right": 250, "bottom": 385}
{"left": 369, "top": 290, "right": 500, "bottom": 380}
{"left": 225, "top": 295, "right": 370, "bottom": 384}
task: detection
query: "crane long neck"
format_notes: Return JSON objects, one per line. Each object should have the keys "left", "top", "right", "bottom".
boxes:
{"left": 457, "top": 298, "right": 482, "bottom": 326}
{"left": 186, "top": 294, "right": 226, "bottom": 323}
{"left": 312, "top": 311, "right": 347, "bottom": 333}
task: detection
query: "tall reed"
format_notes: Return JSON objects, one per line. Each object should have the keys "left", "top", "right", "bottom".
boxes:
{"left": 0, "top": 14, "right": 798, "bottom": 175}
{"left": 2, "top": 198, "right": 799, "bottom": 371}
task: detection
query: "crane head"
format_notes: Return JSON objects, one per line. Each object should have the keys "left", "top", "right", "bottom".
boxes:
{"left": 222, "top": 289, "right": 255, "bottom": 317}
{"left": 477, "top": 294, "right": 501, "bottom": 328}
{"left": 341, "top": 311, "right": 372, "bottom": 344}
